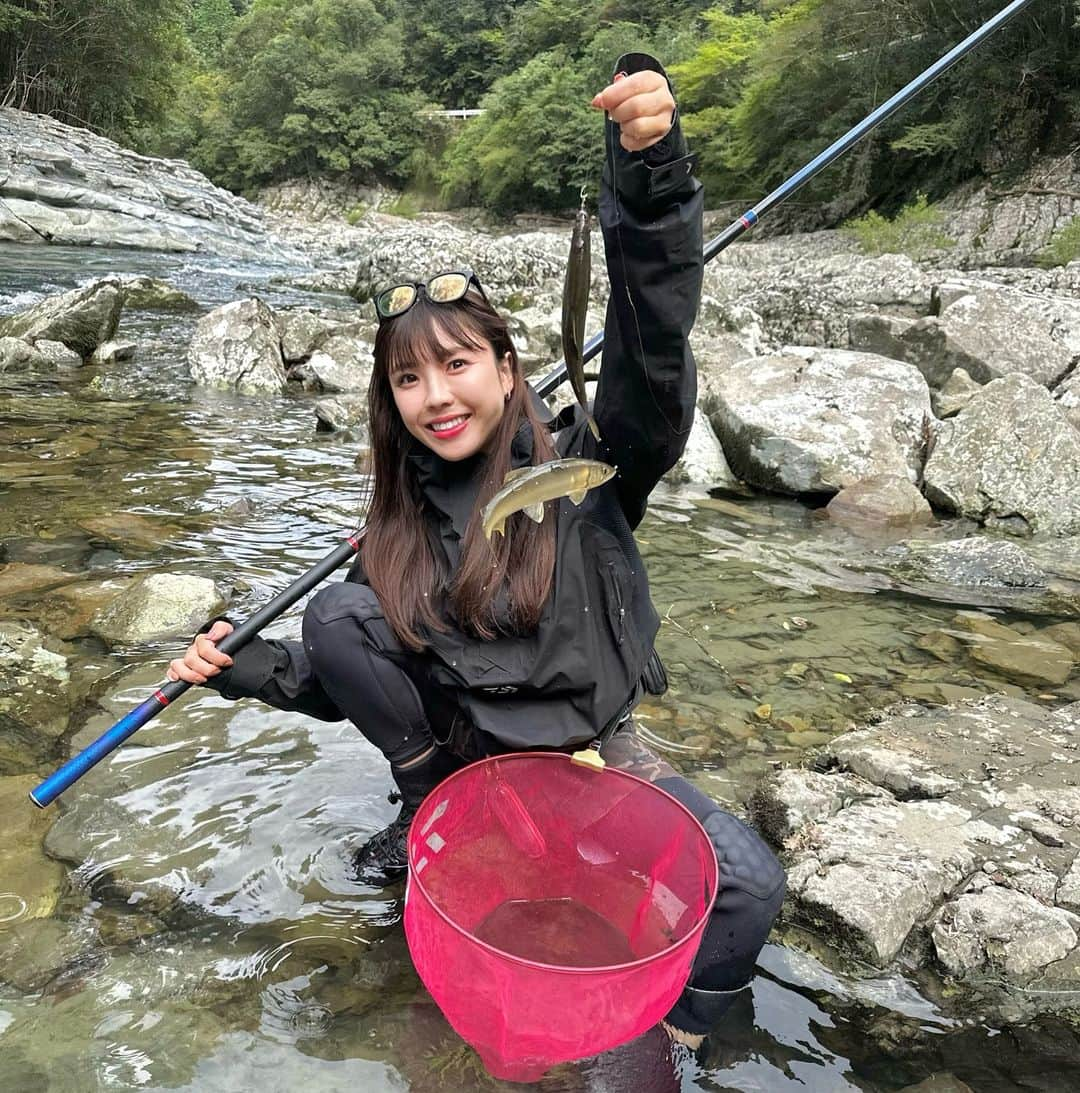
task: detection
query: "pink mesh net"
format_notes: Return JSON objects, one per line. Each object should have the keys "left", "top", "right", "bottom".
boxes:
{"left": 404, "top": 752, "right": 719, "bottom": 1082}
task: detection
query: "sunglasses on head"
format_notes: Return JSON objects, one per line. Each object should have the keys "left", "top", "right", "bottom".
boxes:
{"left": 373, "top": 269, "right": 489, "bottom": 324}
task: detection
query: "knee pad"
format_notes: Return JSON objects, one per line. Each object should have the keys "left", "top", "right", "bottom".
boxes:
{"left": 657, "top": 777, "right": 785, "bottom": 902}
{"left": 306, "top": 582, "right": 383, "bottom": 627}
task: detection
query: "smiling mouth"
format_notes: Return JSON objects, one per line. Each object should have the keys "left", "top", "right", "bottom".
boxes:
{"left": 427, "top": 414, "right": 470, "bottom": 436}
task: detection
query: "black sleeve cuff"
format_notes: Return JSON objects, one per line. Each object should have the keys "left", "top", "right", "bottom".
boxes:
{"left": 604, "top": 52, "right": 698, "bottom": 214}
{"left": 194, "top": 617, "right": 285, "bottom": 700}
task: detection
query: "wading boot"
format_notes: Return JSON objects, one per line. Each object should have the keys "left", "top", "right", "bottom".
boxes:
{"left": 352, "top": 748, "right": 461, "bottom": 886}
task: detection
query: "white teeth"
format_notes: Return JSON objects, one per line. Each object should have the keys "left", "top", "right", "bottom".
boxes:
{"left": 430, "top": 416, "right": 467, "bottom": 432}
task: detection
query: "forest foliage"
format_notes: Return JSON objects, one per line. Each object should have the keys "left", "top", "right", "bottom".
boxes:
{"left": 2, "top": 0, "right": 1078, "bottom": 216}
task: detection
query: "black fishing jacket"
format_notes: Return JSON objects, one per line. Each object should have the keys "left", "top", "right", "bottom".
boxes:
{"left": 206, "top": 53, "right": 703, "bottom": 751}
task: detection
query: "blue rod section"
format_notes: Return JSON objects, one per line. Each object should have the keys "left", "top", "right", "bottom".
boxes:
{"left": 30, "top": 695, "right": 170, "bottom": 807}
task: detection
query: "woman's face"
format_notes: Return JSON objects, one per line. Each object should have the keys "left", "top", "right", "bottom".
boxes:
{"left": 389, "top": 324, "right": 514, "bottom": 461}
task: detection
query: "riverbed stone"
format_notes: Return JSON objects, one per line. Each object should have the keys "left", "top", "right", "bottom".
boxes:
{"left": 88, "top": 339, "right": 136, "bottom": 365}
{"left": 289, "top": 330, "right": 373, "bottom": 393}
{"left": 314, "top": 394, "right": 368, "bottom": 433}
{"left": 0, "top": 336, "right": 48, "bottom": 372}
{"left": 0, "top": 562, "right": 72, "bottom": 599}
{"left": 922, "top": 374, "right": 1080, "bottom": 537}
{"left": 90, "top": 573, "right": 227, "bottom": 644}
{"left": 0, "top": 622, "right": 76, "bottom": 772}
{"left": 753, "top": 696, "right": 1080, "bottom": 1010}
{"left": 963, "top": 626, "right": 1074, "bottom": 688}
{"left": 0, "top": 774, "right": 67, "bottom": 929}
{"left": 188, "top": 298, "right": 288, "bottom": 395}
{"left": 709, "top": 348, "right": 933, "bottom": 496}
{"left": 876, "top": 538, "right": 1080, "bottom": 616}
{"left": 932, "top": 368, "right": 982, "bottom": 418}
{"left": 825, "top": 474, "right": 933, "bottom": 529}
{"left": 0, "top": 278, "right": 122, "bottom": 358}
{"left": 33, "top": 339, "right": 83, "bottom": 366}
{"left": 932, "top": 885, "right": 1079, "bottom": 979}
{"left": 117, "top": 275, "right": 200, "bottom": 312}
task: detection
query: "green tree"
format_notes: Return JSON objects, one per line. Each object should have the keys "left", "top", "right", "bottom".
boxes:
{"left": 183, "top": 0, "right": 433, "bottom": 191}
{"left": 0, "top": 0, "right": 188, "bottom": 142}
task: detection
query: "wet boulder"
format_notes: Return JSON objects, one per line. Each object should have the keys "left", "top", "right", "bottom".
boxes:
{"left": 314, "top": 394, "right": 367, "bottom": 433}
{"left": 875, "top": 537, "right": 1080, "bottom": 616}
{"left": 289, "top": 330, "right": 373, "bottom": 394}
{"left": 0, "top": 622, "right": 77, "bottom": 773}
{"left": 276, "top": 308, "right": 374, "bottom": 364}
{"left": 922, "top": 373, "right": 1080, "bottom": 536}
{"left": 90, "top": 573, "right": 227, "bottom": 644}
{"left": 709, "top": 348, "right": 933, "bottom": 496}
{"left": 117, "top": 275, "right": 200, "bottom": 312}
{"left": 0, "top": 278, "right": 122, "bottom": 358}
{"left": 187, "top": 298, "right": 288, "bottom": 395}
{"left": 825, "top": 474, "right": 933, "bottom": 529}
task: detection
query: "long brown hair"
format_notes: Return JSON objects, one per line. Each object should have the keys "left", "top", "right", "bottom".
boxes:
{"left": 364, "top": 290, "right": 558, "bottom": 650}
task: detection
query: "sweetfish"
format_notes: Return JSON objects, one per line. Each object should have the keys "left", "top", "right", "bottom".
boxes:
{"left": 561, "top": 188, "right": 600, "bottom": 440}
{"left": 481, "top": 458, "right": 615, "bottom": 540}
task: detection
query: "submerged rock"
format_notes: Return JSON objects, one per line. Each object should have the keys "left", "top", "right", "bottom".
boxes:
{"left": 0, "top": 622, "right": 77, "bottom": 773}
{"left": 0, "top": 774, "right": 67, "bottom": 928}
{"left": 826, "top": 474, "right": 933, "bottom": 529}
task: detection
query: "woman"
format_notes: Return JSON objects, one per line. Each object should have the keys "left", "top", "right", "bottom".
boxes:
{"left": 169, "top": 53, "right": 785, "bottom": 1038}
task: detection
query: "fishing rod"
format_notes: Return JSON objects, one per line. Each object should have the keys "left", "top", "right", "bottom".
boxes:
{"left": 30, "top": 0, "right": 1040, "bottom": 808}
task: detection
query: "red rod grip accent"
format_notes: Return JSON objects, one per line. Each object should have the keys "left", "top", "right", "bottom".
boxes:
{"left": 153, "top": 690, "right": 171, "bottom": 706}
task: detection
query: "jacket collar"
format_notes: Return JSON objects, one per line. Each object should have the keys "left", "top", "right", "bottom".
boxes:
{"left": 408, "top": 415, "right": 540, "bottom": 538}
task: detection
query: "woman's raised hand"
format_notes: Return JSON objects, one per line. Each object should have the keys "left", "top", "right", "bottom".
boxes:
{"left": 591, "top": 69, "right": 676, "bottom": 154}
{"left": 166, "top": 619, "right": 234, "bottom": 684}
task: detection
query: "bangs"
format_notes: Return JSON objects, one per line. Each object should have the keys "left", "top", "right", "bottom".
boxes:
{"left": 382, "top": 295, "right": 489, "bottom": 376}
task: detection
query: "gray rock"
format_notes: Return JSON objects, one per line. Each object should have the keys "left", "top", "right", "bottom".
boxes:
{"left": 33, "top": 339, "right": 83, "bottom": 366}
{"left": 922, "top": 374, "right": 1080, "bottom": 536}
{"left": 117, "top": 276, "right": 200, "bottom": 312}
{"left": 188, "top": 299, "right": 288, "bottom": 395}
{"left": 0, "top": 336, "right": 47, "bottom": 372}
{"left": 932, "top": 368, "right": 982, "bottom": 418}
{"left": 665, "top": 407, "right": 743, "bottom": 491}
{"left": 0, "top": 278, "right": 122, "bottom": 357}
{"left": 90, "top": 573, "right": 227, "bottom": 644}
{"left": 314, "top": 394, "right": 368, "bottom": 433}
{"left": 757, "top": 695, "right": 1080, "bottom": 1009}
{"left": 88, "top": 340, "right": 136, "bottom": 365}
{"left": 0, "top": 106, "right": 294, "bottom": 259}
{"left": 849, "top": 283, "right": 1080, "bottom": 393}
{"left": 932, "top": 886, "right": 1078, "bottom": 979}
{"left": 710, "top": 348, "right": 933, "bottom": 496}
{"left": 881, "top": 538, "right": 1080, "bottom": 617}
{"left": 825, "top": 474, "right": 933, "bottom": 529}
{"left": 276, "top": 308, "right": 372, "bottom": 363}
{"left": 291, "top": 331, "right": 373, "bottom": 394}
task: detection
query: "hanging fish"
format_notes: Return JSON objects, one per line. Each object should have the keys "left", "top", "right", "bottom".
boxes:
{"left": 481, "top": 458, "right": 615, "bottom": 540}
{"left": 561, "top": 187, "right": 600, "bottom": 440}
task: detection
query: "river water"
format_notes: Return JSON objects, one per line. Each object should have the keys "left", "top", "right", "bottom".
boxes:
{"left": 2, "top": 242, "right": 1079, "bottom": 1091}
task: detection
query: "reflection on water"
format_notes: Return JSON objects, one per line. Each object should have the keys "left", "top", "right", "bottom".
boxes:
{"left": 2, "top": 245, "right": 1080, "bottom": 1091}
